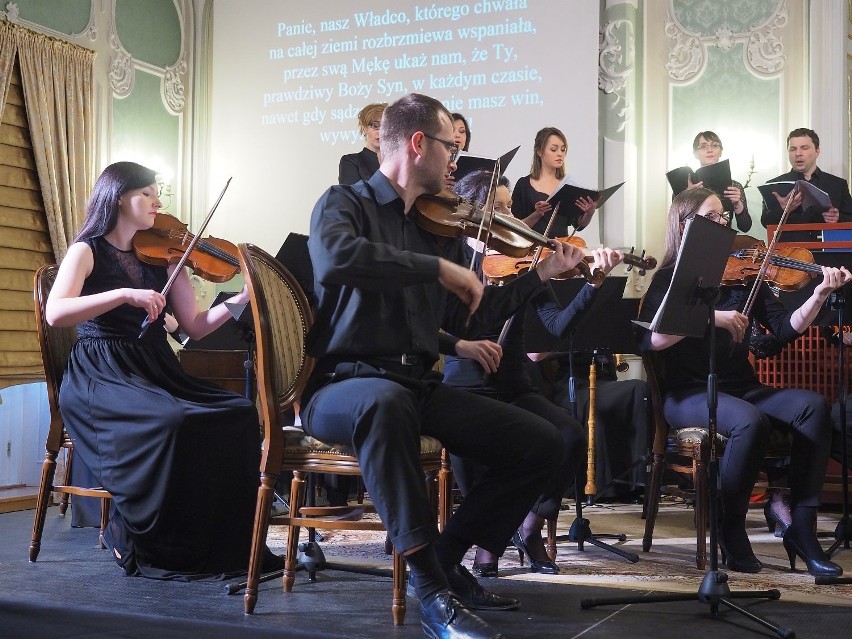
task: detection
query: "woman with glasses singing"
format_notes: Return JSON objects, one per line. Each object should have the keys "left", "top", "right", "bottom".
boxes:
{"left": 511, "top": 127, "right": 598, "bottom": 235}
{"left": 338, "top": 103, "right": 386, "bottom": 185}
{"left": 689, "top": 130, "right": 752, "bottom": 231}
{"left": 635, "top": 187, "right": 851, "bottom": 577}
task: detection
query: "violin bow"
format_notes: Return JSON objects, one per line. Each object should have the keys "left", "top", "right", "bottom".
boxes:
{"left": 467, "top": 161, "right": 502, "bottom": 275}
{"left": 741, "top": 182, "right": 799, "bottom": 317}
{"left": 138, "top": 177, "right": 233, "bottom": 338}
{"left": 491, "top": 203, "right": 561, "bottom": 347}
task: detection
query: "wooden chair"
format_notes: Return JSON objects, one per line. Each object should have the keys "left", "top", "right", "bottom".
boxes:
{"left": 238, "top": 243, "right": 447, "bottom": 624}
{"left": 29, "top": 265, "right": 111, "bottom": 562}
{"left": 641, "top": 351, "right": 792, "bottom": 570}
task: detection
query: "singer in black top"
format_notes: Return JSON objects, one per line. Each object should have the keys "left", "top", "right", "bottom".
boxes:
{"left": 302, "top": 93, "right": 586, "bottom": 639}
{"left": 511, "top": 127, "right": 597, "bottom": 235}
{"left": 636, "top": 187, "right": 850, "bottom": 577}
{"left": 338, "top": 102, "right": 385, "bottom": 185}
{"left": 761, "top": 128, "right": 852, "bottom": 240}
{"left": 689, "top": 130, "right": 752, "bottom": 232}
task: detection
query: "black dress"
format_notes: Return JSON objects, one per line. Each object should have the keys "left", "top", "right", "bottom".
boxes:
{"left": 511, "top": 175, "right": 579, "bottom": 237}
{"left": 59, "top": 237, "right": 261, "bottom": 579}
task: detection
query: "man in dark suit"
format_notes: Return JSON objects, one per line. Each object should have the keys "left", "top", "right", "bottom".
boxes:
{"left": 761, "top": 128, "right": 852, "bottom": 241}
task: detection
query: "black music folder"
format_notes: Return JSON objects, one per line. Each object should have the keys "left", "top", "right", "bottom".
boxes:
{"left": 758, "top": 179, "right": 832, "bottom": 216}
{"left": 634, "top": 214, "right": 735, "bottom": 336}
{"left": 545, "top": 180, "right": 624, "bottom": 231}
{"left": 667, "top": 159, "right": 733, "bottom": 198}
{"left": 452, "top": 146, "right": 520, "bottom": 182}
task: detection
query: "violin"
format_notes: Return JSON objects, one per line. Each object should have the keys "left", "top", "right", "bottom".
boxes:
{"left": 414, "top": 190, "right": 540, "bottom": 258}
{"left": 414, "top": 191, "right": 605, "bottom": 283}
{"left": 482, "top": 241, "right": 657, "bottom": 285}
{"left": 722, "top": 235, "right": 820, "bottom": 292}
{"left": 133, "top": 212, "right": 240, "bottom": 283}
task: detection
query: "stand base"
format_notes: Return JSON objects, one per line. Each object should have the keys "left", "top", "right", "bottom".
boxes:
{"left": 581, "top": 570, "right": 793, "bottom": 639}
{"left": 567, "top": 517, "right": 639, "bottom": 563}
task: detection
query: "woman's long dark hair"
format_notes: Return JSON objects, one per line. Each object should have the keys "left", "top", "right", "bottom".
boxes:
{"left": 662, "top": 187, "right": 718, "bottom": 267}
{"left": 75, "top": 161, "right": 157, "bottom": 242}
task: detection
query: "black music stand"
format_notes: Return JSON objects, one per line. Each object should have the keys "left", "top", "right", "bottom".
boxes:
{"left": 525, "top": 276, "right": 640, "bottom": 563}
{"left": 582, "top": 215, "right": 793, "bottom": 639}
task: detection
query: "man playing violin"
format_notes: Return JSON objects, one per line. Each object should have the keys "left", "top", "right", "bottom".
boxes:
{"left": 302, "top": 93, "right": 585, "bottom": 639}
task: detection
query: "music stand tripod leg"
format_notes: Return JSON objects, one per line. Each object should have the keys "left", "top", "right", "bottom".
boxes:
{"left": 581, "top": 216, "right": 794, "bottom": 639}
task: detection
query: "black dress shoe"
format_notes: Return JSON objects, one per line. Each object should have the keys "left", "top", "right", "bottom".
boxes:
{"left": 420, "top": 592, "right": 506, "bottom": 639}
{"left": 444, "top": 563, "right": 520, "bottom": 610}
{"left": 472, "top": 562, "right": 498, "bottom": 578}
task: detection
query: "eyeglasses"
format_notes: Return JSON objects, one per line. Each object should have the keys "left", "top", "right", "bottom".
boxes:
{"left": 696, "top": 142, "right": 722, "bottom": 151}
{"left": 422, "top": 132, "right": 460, "bottom": 162}
{"left": 699, "top": 210, "right": 731, "bottom": 224}
{"left": 367, "top": 121, "right": 381, "bottom": 130}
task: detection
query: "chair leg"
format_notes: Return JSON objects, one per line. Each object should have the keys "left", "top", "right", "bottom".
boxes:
{"left": 545, "top": 517, "right": 557, "bottom": 562}
{"left": 391, "top": 549, "right": 407, "bottom": 625}
{"left": 693, "top": 457, "right": 707, "bottom": 571}
{"left": 30, "top": 450, "right": 59, "bottom": 562}
{"left": 438, "top": 450, "right": 453, "bottom": 532}
{"left": 59, "top": 446, "right": 73, "bottom": 516}
{"left": 284, "top": 471, "right": 307, "bottom": 593}
{"left": 244, "top": 472, "right": 277, "bottom": 615}
{"left": 98, "top": 497, "right": 111, "bottom": 549}
{"left": 641, "top": 451, "right": 665, "bottom": 552}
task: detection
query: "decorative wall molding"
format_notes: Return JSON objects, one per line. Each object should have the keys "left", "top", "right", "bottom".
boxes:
{"left": 109, "top": 29, "right": 135, "bottom": 97}
{"left": 599, "top": 17, "right": 634, "bottom": 131}
{"left": 665, "top": 0, "right": 788, "bottom": 84}
{"left": 163, "top": 53, "right": 187, "bottom": 114}
{"left": 0, "top": 1, "right": 97, "bottom": 41}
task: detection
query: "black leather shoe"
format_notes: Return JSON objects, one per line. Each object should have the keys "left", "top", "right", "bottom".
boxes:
{"left": 511, "top": 531, "right": 560, "bottom": 575}
{"left": 444, "top": 563, "right": 520, "bottom": 610}
{"left": 420, "top": 592, "right": 506, "bottom": 639}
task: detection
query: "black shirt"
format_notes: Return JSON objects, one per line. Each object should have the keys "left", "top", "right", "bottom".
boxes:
{"left": 307, "top": 171, "right": 547, "bottom": 366}
{"left": 760, "top": 167, "right": 852, "bottom": 238}
{"left": 338, "top": 147, "right": 380, "bottom": 185}
{"left": 635, "top": 265, "right": 800, "bottom": 394}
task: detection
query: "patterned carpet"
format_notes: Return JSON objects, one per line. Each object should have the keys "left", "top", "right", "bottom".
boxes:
{"left": 267, "top": 498, "right": 852, "bottom": 608}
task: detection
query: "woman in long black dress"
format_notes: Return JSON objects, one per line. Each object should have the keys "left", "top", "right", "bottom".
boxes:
{"left": 47, "top": 161, "right": 268, "bottom": 580}
{"left": 635, "top": 187, "right": 849, "bottom": 576}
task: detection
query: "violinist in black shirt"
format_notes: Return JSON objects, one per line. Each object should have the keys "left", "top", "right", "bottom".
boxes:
{"left": 302, "top": 93, "right": 586, "bottom": 639}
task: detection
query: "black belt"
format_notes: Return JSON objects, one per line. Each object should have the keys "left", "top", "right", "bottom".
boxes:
{"left": 372, "top": 354, "right": 423, "bottom": 367}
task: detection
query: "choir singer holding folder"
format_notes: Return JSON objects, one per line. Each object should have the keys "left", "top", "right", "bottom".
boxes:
{"left": 511, "top": 127, "right": 599, "bottom": 235}
{"left": 667, "top": 131, "right": 752, "bottom": 232}
{"left": 760, "top": 127, "right": 852, "bottom": 229}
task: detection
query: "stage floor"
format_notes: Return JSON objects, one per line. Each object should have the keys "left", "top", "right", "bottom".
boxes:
{"left": 2, "top": 502, "right": 851, "bottom": 638}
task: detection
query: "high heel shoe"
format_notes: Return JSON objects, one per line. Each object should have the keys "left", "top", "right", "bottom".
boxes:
{"left": 763, "top": 499, "right": 791, "bottom": 538}
{"left": 471, "top": 562, "right": 498, "bottom": 578}
{"left": 782, "top": 529, "right": 843, "bottom": 577}
{"left": 718, "top": 526, "right": 762, "bottom": 573}
{"left": 511, "top": 531, "right": 559, "bottom": 575}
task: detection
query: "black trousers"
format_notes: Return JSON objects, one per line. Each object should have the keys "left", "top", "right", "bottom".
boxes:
{"left": 301, "top": 363, "right": 564, "bottom": 556}
{"left": 451, "top": 392, "right": 585, "bottom": 521}
{"left": 664, "top": 383, "right": 830, "bottom": 518}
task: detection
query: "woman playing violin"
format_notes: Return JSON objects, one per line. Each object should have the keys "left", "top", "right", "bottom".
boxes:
{"left": 635, "top": 187, "right": 852, "bottom": 577}
{"left": 442, "top": 169, "right": 624, "bottom": 576}
{"left": 46, "top": 161, "right": 278, "bottom": 579}
{"left": 512, "top": 127, "right": 598, "bottom": 235}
